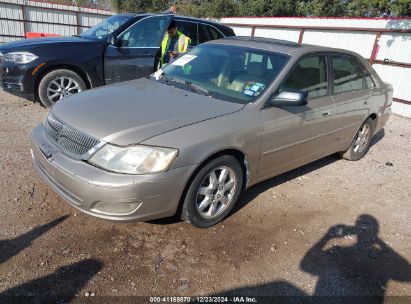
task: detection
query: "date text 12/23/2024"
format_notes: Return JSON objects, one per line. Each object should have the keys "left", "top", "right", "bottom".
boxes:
{"left": 150, "top": 296, "right": 258, "bottom": 303}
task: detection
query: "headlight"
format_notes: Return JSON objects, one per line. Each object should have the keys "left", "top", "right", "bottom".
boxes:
{"left": 88, "top": 144, "right": 178, "bottom": 175}
{"left": 4, "top": 51, "right": 38, "bottom": 64}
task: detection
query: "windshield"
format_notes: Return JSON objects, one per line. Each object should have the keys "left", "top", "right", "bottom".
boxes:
{"left": 80, "top": 15, "right": 133, "bottom": 40}
{"left": 157, "top": 44, "right": 290, "bottom": 104}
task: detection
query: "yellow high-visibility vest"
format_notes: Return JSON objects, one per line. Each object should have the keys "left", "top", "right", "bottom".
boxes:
{"left": 160, "top": 31, "right": 191, "bottom": 66}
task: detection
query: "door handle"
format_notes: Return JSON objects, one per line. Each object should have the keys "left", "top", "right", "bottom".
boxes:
{"left": 363, "top": 100, "right": 369, "bottom": 105}
{"left": 322, "top": 112, "right": 331, "bottom": 116}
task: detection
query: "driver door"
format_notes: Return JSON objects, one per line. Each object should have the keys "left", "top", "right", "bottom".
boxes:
{"left": 104, "top": 15, "right": 172, "bottom": 84}
{"left": 258, "top": 55, "right": 336, "bottom": 181}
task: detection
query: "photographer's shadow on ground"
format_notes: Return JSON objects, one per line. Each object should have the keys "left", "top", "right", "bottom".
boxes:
{"left": 301, "top": 214, "right": 411, "bottom": 303}
{"left": 210, "top": 214, "right": 411, "bottom": 304}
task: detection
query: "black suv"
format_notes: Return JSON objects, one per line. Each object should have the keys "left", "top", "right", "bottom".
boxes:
{"left": 0, "top": 14, "right": 234, "bottom": 107}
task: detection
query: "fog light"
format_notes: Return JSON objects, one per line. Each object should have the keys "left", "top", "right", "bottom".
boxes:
{"left": 91, "top": 201, "right": 142, "bottom": 216}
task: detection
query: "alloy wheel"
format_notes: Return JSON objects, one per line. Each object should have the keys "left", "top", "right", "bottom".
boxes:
{"left": 195, "top": 166, "right": 237, "bottom": 219}
{"left": 47, "top": 76, "right": 82, "bottom": 103}
{"left": 353, "top": 123, "right": 371, "bottom": 154}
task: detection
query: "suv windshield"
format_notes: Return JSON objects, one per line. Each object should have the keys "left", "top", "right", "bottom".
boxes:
{"left": 158, "top": 44, "right": 290, "bottom": 104}
{"left": 80, "top": 15, "right": 133, "bottom": 40}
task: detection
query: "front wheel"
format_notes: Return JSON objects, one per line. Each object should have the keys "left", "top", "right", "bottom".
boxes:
{"left": 38, "top": 69, "right": 87, "bottom": 107}
{"left": 181, "top": 155, "right": 243, "bottom": 228}
{"left": 340, "top": 118, "right": 375, "bottom": 161}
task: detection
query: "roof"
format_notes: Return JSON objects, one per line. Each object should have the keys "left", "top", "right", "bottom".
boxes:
{"left": 173, "top": 15, "right": 224, "bottom": 27}
{"left": 117, "top": 13, "right": 148, "bottom": 18}
{"left": 116, "top": 13, "right": 231, "bottom": 30}
{"left": 206, "top": 36, "right": 362, "bottom": 57}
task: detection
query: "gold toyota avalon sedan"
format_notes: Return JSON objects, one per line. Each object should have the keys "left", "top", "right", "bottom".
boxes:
{"left": 31, "top": 37, "right": 392, "bottom": 228}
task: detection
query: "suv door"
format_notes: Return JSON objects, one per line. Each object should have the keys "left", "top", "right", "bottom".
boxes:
{"left": 104, "top": 15, "right": 172, "bottom": 84}
{"left": 258, "top": 55, "right": 336, "bottom": 180}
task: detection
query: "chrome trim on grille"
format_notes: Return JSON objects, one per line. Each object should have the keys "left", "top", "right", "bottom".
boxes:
{"left": 43, "top": 113, "right": 101, "bottom": 159}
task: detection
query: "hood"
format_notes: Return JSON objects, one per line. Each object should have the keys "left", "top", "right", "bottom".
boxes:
{"left": 0, "top": 36, "right": 96, "bottom": 53}
{"left": 51, "top": 78, "right": 244, "bottom": 145}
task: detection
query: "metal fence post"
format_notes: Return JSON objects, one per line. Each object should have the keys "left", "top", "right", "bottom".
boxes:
{"left": 20, "top": 4, "right": 26, "bottom": 37}
{"left": 76, "top": 10, "right": 80, "bottom": 35}
{"left": 298, "top": 28, "right": 305, "bottom": 44}
{"left": 370, "top": 31, "right": 381, "bottom": 64}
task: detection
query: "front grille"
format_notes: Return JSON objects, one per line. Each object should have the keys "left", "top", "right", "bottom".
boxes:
{"left": 44, "top": 113, "right": 100, "bottom": 158}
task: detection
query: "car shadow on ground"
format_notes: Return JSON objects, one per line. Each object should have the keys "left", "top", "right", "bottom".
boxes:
{"left": 0, "top": 215, "right": 68, "bottom": 264}
{"left": 149, "top": 128, "right": 386, "bottom": 226}
{"left": 206, "top": 214, "right": 411, "bottom": 304}
{"left": 370, "top": 128, "right": 385, "bottom": 146}
{"left": 0, "top": 259, "right": 103, "bottom": 304}
{"left": 231, "top": 154, "right": 339, "bottom": 217}
{"left": 0, "top": 215, "right": 103, "bottom": 302}
{"left": 231, "top": 128, "right": 386, "bottom": 218}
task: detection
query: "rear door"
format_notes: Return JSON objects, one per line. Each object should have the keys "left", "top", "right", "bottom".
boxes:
{"left": 330, "top": 54, "right": 374, "bottom": 148}
{"left": 258, "top": 54, "right": 336, "bottom": 180}
{"left": 104, "top": 15, "right": 172, "bottom": 84}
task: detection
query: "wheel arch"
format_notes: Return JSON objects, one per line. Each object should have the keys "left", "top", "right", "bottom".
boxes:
{"left": 344, "top": 113, "right": 378, "bottom": 152}
{"left": 175, "top": 148, "right": 250, "bottom": 218}
{"left": 34, "top": 64, "right": 92, "bottom": 100}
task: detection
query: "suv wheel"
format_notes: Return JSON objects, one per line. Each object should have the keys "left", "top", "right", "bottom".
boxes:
{"left": 181, "top": 155, "right": 243, "bottom": 228}
{"left": 38, "top": 69, "right": 86, "bottom": 107}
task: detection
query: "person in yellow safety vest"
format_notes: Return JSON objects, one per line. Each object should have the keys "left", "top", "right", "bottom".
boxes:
{"left": 161, "top": 20, "right": 191, "bottom": 66}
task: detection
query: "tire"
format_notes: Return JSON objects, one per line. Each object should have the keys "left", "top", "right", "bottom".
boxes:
{"left": 181, "top": 155, "right": 243, "bottom": 228}
{"left": 38, "top": 69, "right": 87, "bottom": 107}
{"left": 340, "top": 118, "right": 375, "bottom": 161}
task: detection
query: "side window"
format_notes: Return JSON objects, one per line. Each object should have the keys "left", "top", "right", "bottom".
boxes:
{"left": 280, "top": 55, "right": 328, "bottom": 98}
{"left": 362, "top": 65, "right": 376, "bottom": 89}
{"left": 249, "top": 53, "right": 263, "bottom": 63}
{"left": 175, "top": 20, "right": 198, "bottom": 46}
{"left": 206, "top": 25, "right": 224, "bottom": 40}
{"left": 198, "top": 24, "right": 209, "bottom": 44}
{"left": 364, "top": 72, "right": 376, "bottom": 89}
{"left": 332, "top": 54, "right": 374, "bottom": 94}
{"left": 199, "top": 24, "right": 224, "bottom": 44}
{"left": 118, "top": 16, "right": 168, "bottom": 48}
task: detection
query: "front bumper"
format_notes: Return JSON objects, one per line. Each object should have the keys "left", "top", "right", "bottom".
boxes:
{"left": 31, "top": 124, "right": 195, "bottom": 222}
{"left": 0, "top": 60, "right": 37, "bottom": 99}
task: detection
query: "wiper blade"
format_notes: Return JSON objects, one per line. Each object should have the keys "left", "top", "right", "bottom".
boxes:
{"left": 159, "top": 72, "right": 210, "bottom": 96}
{"left": 184, "top": 80, "right": 210, "bottom": 96}
{"left": 161, "top": 71, "right": 171, "bottom": 82}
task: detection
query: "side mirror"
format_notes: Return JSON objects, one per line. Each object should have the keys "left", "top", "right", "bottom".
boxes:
{"left": 269, "top": 90, "right": 308, "bottom": 107}
{"left": 109, "top": 36, "right": 117, "bottom": 46}
{"left": 117, "top": 38, "right": 127, "bottom": 48}
{"left": 109, "top": 36, "right": 126, "bottom": 48}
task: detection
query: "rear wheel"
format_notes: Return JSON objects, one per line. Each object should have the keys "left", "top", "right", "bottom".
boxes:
{"left": 340, "top": 118, "right": 375, "bottom": 161}
{"left": 38, "top": 69, "right": 86, "bottom": 107}
{"left": 181, "top": 155, "right": 243, "bottom": 228}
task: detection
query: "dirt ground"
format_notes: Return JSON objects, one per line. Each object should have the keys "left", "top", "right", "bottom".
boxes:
{"left": 0, "top": 89, "right": 410, "bottom": 303}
